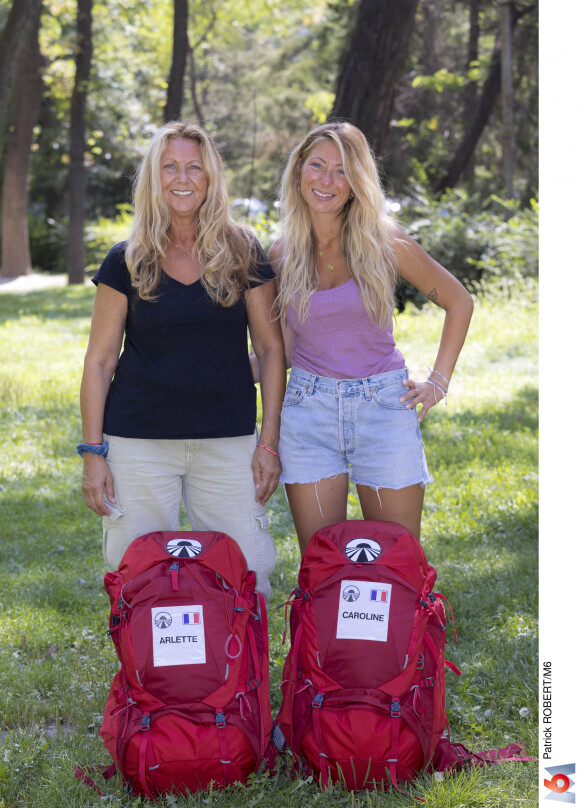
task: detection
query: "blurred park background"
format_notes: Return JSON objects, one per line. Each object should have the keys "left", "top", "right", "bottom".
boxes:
{"left": 0, "top": 0, "right": 538, "bottom": 295}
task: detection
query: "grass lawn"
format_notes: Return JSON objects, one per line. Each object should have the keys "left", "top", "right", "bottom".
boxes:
{"left": 0, "top": 280, "right": 538, "bottom": 807}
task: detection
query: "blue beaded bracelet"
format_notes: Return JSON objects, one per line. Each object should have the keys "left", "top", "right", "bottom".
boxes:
{"left": 76, "top": 441, "right": 109, "bottom": 458}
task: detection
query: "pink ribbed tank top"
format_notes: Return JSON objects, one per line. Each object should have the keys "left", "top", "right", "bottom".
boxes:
{"left": 286, "top": 278, "right": 405, "bottom": 379}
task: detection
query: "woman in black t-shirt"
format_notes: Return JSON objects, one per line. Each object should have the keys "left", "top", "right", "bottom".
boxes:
{"left": 78, "top": 121, "right": 285, "bottom": 599}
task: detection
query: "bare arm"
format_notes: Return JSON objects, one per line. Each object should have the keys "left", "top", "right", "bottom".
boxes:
{"left": 249, "top": 238, "right": 294, "bottom": 381}
{"left": 246, "top": 278, "right": 286, "bottom": 505}
{"left": 394, "top": 229, "right": 474, "bottom": 421}
{"left": 79, "top": 283, "right": 127, "bottom": 514}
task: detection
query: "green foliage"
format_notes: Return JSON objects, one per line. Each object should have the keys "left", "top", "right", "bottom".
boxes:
{"left": 28, "top": 213, "right": 68, "bottom": 275}
{"left": 396, "top": 179, "right": 538, "bottom": 308}
{"left": 246, "top": 212, "right": 282, "bottom": 254}
{"left": 2, "top": 0, "right": 538, "bottom": 269}
{"left": 0, "top": 281, "right": 537, "bottom": 807}
{"left": 18, "top": 0, "right": 354, "bottom": 235}
{"left": 85, "top": 204, "right": 134, "bottom": 274}
{"left": 411, "top": 68, "right": 465, "bottom": 93}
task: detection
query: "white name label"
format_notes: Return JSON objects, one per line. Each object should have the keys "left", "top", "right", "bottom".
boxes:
{"left": 151, "top": 604, "right": 206, "bottom": 666}
{"left": 336, "top": 580, "right": 392, "bottom": 642}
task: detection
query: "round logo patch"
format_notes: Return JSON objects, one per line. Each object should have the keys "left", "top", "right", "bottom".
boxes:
{"left": 165, "top": 538, "right": 203, "bottom": 559}
{"left": 342, "top": 584, "right": 360, "bottom": 602}
{"left": 344, "top": 538, "right": 382, "bottom": 563}
{"left": 154, "top": 612, "right": 172, "bottom": 629}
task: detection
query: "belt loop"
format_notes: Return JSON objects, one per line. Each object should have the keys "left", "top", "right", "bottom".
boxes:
{"left": 305, "top": 372, "right": 316, "bottom": 396}
{"left": 362, "top": 377, "right": 372, "bottom": 400}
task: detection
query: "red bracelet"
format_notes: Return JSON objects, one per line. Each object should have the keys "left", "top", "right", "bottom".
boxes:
{"left": 257, "top": 443, "right": 280, "bottom": 458}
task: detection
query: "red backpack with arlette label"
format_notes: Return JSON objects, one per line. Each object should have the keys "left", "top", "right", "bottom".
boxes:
{"left": 269, "top": 520, "right": 531, "bottom": 795}
{"left": 80, "top": 530, "right": 271, "bottom": 799}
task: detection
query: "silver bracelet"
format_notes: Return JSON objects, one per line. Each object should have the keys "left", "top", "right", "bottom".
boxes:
{"left": 428, "top": 367, "right": 450, "bottom": 386}
{"left": 428, "top": 379, "right": 448, "bottom": 407}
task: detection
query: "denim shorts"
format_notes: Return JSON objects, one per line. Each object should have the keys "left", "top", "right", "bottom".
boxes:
{"left": 279, "top": 366, "right": 433, "bottom": 490}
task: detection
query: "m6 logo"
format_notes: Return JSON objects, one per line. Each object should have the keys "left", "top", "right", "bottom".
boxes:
{"left": 544, "top": 764, "right": 575, "bottom": 803}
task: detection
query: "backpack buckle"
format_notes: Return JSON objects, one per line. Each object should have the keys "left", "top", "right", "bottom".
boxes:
{"left": 140, "top": 715, "right": 150, "bottom": 731}
{"left": 248, "top": 678, "right": 260, "bottom": 690}
{"left": 215, "top": 711, "right": 226, "bottom": 729}
{"left": 312, "top": 693, "right": 324, "bottom": 709}
{"left": 391, "top": 699, "right": 401, "bottom": 718}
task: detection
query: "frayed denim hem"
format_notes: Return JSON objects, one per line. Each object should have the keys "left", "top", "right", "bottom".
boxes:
{"left": 279, "top": 468, "right": 350, "bottom": 487}
{"left": 280, "top": 470, "right": 350, "bottom": 518}
{"left": 351, "top": 473, "right": 434, "bottom": 492}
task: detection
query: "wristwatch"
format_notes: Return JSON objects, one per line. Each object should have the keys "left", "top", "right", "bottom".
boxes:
{"left": 76, "top": 441, "right": 109, "bottom": 458}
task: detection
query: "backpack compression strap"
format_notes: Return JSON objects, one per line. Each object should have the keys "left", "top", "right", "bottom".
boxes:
{"left": 216, "top": 708, "right": 232, "bottom": 783}
{"left": 310, "top": 692, "right": 330, "bottom": 790}
{"left": 138, "top": 713, "right": 157, "bottom": 799}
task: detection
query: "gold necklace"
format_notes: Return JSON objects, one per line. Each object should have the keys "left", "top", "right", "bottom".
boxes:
{"left": 318, "top": 245, "right": 339, "bottom": 272}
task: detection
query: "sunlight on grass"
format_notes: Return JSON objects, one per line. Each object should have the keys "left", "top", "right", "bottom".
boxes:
{"left": 397, "top": 282, "right": 537, "bottom": 412}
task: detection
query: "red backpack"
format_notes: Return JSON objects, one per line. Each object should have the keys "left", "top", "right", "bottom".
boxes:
{"left": 92, "top": 530, "right": 271, "bottom": 798}
{"left": 270, "top": 519, "right": 460, "bottom": 793}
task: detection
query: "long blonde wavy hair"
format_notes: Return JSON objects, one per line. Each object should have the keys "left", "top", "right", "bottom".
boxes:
{"left": 125, "top": 120, "right": 258, "bottom": 305}
{"left": 277, "top": 121, "right": 400, "bottom": 326}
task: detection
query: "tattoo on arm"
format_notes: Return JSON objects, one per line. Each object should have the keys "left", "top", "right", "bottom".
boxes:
{"left": 428, "top": 287, "right": 439, "bottom": 304}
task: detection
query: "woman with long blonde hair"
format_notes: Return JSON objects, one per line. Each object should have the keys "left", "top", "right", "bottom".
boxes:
{"left": 271, "top": 121, "right": 473, "bottom": 553}
{"left": 79, "top": 120, "right": 285, "bottom": 599}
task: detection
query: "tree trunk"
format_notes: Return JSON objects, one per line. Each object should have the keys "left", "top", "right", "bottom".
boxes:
{"left": 188, "top": 46, "right": 206, "bottom": 127}
{"left": 499, "top": 0, "right": 514, "bottom": 197}
{"left": 463, "top": 0, "right": 480, "bottom": 122}
{"left": 0, "top": 11, "right": 44, "bottom": 278}
{"left": 462, "top": 0, "right": 480, "bottom": 186}
{"left": 66, "top": 0, "right": 93, "bottom": 285}
{"left": 0, "top": 0, "right": 43, "bottom": 142}
{"left": 164, "top": 0, "right": 189, "bottom": 122}
{"left": 187, "top": 9, "right": 216, "bottom": 128}
{"left": 330, "top": 0, "right": 420, "bottom": 158}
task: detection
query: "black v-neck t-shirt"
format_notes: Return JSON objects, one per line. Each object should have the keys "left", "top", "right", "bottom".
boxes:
{"left": 93, "top": 241, "right": 274, "bottom": 440}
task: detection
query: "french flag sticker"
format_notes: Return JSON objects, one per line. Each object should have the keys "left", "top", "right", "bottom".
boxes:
{"left": 182, "top": 612, "right": 200, "bottom": 625}
{"left": 370, "top": 589, "right": 389, "bottom": 603}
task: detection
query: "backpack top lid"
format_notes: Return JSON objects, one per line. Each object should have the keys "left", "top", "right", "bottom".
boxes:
{"left": 115, "top": 530, "right": 250, "bottom": 592}
{"left": 299, "top": 520, "right": 436, "bottom": 594}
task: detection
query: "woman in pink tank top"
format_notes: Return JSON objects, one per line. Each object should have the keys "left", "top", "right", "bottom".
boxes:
{"left": 266, "top": 122, "right": 474, "bottom": 553}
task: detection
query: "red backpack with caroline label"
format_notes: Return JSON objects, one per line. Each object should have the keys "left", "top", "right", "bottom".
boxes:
{"left": 268, "top": 520, "right": 532, "bottom": 794}
{"left": 89, "top": 530, "right": 271, "bottom": 798}
{"left": 270, "top": 519, "right": 459, "bottom": 792}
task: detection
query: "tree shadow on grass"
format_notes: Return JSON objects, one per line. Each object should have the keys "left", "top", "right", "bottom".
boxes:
{"left": 423, "top": 383, "right": 538, "bottom": 436}
{"left": 421, "top": 385, "right": 538, "bottom": 472}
